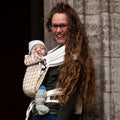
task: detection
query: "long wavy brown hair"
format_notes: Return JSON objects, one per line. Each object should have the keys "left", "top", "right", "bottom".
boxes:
{"left": 46, "top": 2, "right": 96, "bottom": 107}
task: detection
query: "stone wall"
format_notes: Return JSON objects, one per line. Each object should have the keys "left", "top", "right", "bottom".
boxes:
{"left": 44, "top": 0, "right": 120, "bottom": 119}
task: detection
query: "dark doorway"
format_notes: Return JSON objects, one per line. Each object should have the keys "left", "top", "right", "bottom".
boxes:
{"left": 0, "top": 0, "right": 44, "bottom": 120}
{"left": 31, "top": 0, "right": 44, "bottom": 41}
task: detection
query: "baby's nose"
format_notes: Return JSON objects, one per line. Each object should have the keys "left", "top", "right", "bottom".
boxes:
{"left": 37, "top": 48, "right": 41, "bottom": 51}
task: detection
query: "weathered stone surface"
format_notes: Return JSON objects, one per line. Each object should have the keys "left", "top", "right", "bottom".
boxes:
{"left": 85, "top": 0, "right": 101, "bottom": 14}
{"left": 67, "top": 0, "right": 73, "bottom": 6}
{"left": 78, "top": 14, "right": 84, "bottom": 24}
{"left": 73, "top": 0, "right": 84, "bottom": 14}
{"left": 102, "top": 58, "right": 111, "bottom": 92}
{"left": 101, "top": 12, "right": 110, "bottom": 56}
{"left": 85, "top": 15, "right": 102, "bottom": 57}
{"left": 88, "top": 36, "right": 102, "bottom": 57}
{"left": 84, "top": 82, "right": 104, "bottom": 120}
{"left": 110, "top": 40, "right": 120, "bottom": 57}
{"left": 111, "top": 58, "right": 120, "bottom": 92}
{"left": 93, "top": 58, "right": 103, "bottom": 90}
{"left": 44, "top": 0, "right": 53, "bottom": 50}
{"left": 110, "top": 0, "right": 120, "bottom": 13}
{"left": 84, "top": 77, "right": 104, "bottom": 120}
{"left": 111, "top": 93, "right": 120, "bottom": 120}
{"left": 85, "top": 15, "right": 101, "bottom": 37}
{"left": 84, "top": 102, "right": 104, "bottom": 120}
{"left": 83, "top": 58, "right": 104, "bottom": 120}
{"left": 44, "top": 0, "right": 52, "bottom": 17}
{"left": 103, "top": 92, "right": 111, "bottom": 120}
{"left": 101, "top": 0, "right": 109, "bottom": 12}
{"left": 110, "top": 13, "right": 120, "bottom": 57}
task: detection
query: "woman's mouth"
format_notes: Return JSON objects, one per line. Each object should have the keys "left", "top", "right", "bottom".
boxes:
{"left": 56, "top": 34, "right": 64, "bottom": 39}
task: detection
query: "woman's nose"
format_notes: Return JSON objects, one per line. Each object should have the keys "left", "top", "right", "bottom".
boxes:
{"left": 56, "top": 26, "right": 62, "bottom": 32}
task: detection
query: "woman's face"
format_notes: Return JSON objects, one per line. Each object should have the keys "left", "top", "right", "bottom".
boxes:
{"left": 51, "top": 13, "right": 68, "bottom": 45}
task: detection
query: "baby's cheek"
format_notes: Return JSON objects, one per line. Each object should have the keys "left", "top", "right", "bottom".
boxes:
{"left": 31, "top": 50, "right": 35, "bottom": 54}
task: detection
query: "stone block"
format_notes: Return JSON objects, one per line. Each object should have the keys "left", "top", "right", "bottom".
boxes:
{"left": 111, "top": 58, "right": 120, "bottom": 92}
{"left": 73, "top": 0, "right": 84, "bottom": 14}
{"left": 93, "top": 58, "right": 103, "bottom": 91}
{"left": 101, "top": 12, "right": 110, "bottom": 56}
{"left": 103, "top": 92, "right": 111, "bottom": 120}
{"left": 78, "top": 14, "right": 84, "bottom": 25}
{"left": 85, "top": 15, "right": 102, "bottom": 57}
{"left": 67, "top": 0, "right": 73, "bottom": 6}
{"left": 44, "top": 0, "right": 52, "bottom": 17}
{"left": 111, "top": 40, "right": 120, "bottom": 57}
{"left": 102, "top": 58, "right": 111, "bottom": 92}
{"left": 85, "top": 0, "right": 101, "bottom": 14}
{"left": 110, "top": 0, "right": 120, "bottom": 13}
{"left": 101, "top": 0, "right": 109, "bottom": 12}
{"left": 110, "top": 13, "right": 120, "bottom": 57}
{"left": 111, "top": 93, "right": 120, "bottom": 120}
{"left": 85, "top": 15, "right": 101, "bottom": 37}
{"left": 88, "top": 36, "right": 102, "bottom": 57}
{"left": 84, "top": 90, "right": 104, "bottom": 120}
{"left": 84, "top": 79, "right": 104, "bottom": 120}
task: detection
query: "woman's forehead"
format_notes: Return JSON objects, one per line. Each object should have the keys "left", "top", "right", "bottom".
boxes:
{"left": 52, "top": 13, "right": 68, "bottom": 23}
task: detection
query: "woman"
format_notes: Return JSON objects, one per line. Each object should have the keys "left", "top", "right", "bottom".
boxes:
{"left": 34, "top": 2, "right": 96, "bottom": 120}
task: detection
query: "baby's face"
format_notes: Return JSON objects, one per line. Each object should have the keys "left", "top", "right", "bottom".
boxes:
{"left": 31, "top": 44, "right": 46, "bottom": 56}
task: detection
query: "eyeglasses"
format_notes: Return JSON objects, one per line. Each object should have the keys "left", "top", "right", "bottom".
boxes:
{"left": 50, "top": 24, "right": 68, "bottom": 30}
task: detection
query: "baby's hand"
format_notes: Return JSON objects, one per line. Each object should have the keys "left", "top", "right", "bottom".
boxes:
{"left": 32, "top": 52, "right": 43, "bottom": 61}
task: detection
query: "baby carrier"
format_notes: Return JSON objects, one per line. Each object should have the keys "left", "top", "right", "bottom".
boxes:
{"left": 23, "top": 45, "right": 82, "bottom": 120}
{"left": 23, "top": 45, "right": 65, "bottom": 98}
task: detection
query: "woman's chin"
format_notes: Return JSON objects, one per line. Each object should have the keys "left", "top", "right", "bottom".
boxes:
{"left": 56, "top": 38, "right": 66, "bottom": 45}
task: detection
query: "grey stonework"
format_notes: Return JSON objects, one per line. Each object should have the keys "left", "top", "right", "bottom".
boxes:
{"left": 44, "top": 0, "right": 120, "bottom": 119}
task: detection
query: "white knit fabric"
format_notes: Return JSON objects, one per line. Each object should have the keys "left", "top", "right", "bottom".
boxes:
{"left": 25, "top": 100, "right": 35, "bottom": 120}
{"left": 43, "top": 45, "right": 65, "bottom": 67}
{"left": 28, "top": 40, "right": 47, "bottom": 54}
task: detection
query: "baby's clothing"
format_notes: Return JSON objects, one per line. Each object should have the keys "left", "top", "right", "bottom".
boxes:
{"left": 24, "top": 52, "right": 49, "bottom": 116}
{"left": 35, "top": 85, "right": 49, "bottom": 115}
{"left": 24, "top": 52, "right": 42, "bottom": 66}
{"left": 34, "top": 114, "right": 57, "bottom": 120}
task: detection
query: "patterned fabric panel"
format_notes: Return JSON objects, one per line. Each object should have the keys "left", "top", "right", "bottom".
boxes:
{"left": 23, "top": 64, "right": 41, "bottom": 98}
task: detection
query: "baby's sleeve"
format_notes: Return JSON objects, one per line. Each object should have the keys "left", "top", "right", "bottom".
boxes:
{"left": 24, "top": 53, "right": 42, "bottom": 66}
{"left": 24, "top": 55, "right": 32, "bottom": 66}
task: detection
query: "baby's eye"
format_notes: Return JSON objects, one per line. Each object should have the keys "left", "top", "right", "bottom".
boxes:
{"left": 33, "top": 48, "right": 37, "bottom": 50}
{"left": 41, "top": 47, "right": 45, "bottom": 50}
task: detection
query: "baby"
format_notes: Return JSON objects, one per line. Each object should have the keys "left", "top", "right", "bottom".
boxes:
{"left": 24, "top": 40, "right": 49, "bottom": 115}
{"left": 24, "top": 40, "right": 47, "bottom": 66}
